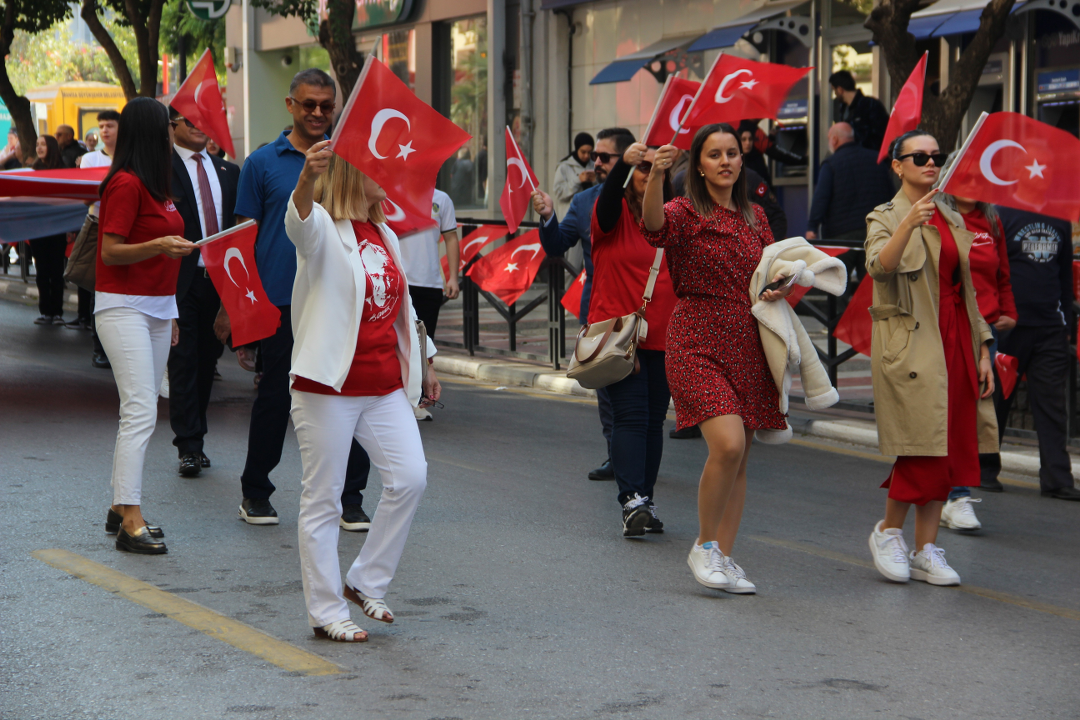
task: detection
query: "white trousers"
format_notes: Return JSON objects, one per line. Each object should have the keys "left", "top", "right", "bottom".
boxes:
{"left": 95, "top": 307, "right": 171, "bottom": 506}
{"left": 291, "top": 389, "right": 427, "bottom": 628}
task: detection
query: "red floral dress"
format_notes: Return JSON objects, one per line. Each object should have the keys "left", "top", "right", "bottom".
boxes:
{"left": 640, "top": 197, "right": 786, "bottom": 431}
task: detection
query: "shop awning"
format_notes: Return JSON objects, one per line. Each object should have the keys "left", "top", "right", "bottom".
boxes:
{"left": 909, "top": 0, "right": 1029, "bottom": 38}
{"left": 1013, "top": 0, "right": 1080, "bottom": 31}
{"left": 539, "top": 0, "right": 592, "bottom": 9}
{"left": 689, "top": 0, "right": 806, "bottom": 53}
{"left": 589, "top": 35, "right": 701, "bottom": 85}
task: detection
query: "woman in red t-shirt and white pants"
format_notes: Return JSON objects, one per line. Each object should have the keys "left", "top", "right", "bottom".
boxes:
{"left": 96, "top": 98, "right": 197, "bottom": 555}
{"left": 286, "top": 141, "right": 440, "bottom": 643}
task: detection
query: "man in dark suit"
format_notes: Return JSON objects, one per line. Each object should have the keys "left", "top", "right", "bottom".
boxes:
{"left": 168, "top": 105, "right": 240, "bottom": 477}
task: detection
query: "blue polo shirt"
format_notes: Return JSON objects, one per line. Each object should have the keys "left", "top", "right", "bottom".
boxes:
{"left": 235, "top": 130, "right": 313, "bottom": 306}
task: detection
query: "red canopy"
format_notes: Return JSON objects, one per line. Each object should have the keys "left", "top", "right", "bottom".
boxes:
{"left": 0, "top": 167, "right": 109, "bottom": 201}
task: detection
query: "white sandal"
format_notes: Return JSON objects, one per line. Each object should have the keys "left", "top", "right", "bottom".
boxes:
{"left": 313, "top": 619, "right": 367, "bottom": 642}
{"left": 344, "top": 584, "right": 394, "bottom": 624}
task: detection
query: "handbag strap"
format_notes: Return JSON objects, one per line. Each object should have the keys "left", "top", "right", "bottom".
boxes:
{"left": 640, "top": 248, "right": 664, "bottom": 307}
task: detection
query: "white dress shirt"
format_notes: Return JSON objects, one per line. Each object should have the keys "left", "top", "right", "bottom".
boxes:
{"left": 174, "top": 144, "right": 224, "bottom": 267}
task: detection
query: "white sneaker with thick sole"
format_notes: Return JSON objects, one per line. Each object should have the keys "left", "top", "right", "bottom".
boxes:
{"left": 909, "top": 543, "right": 961, "bottom": 586}
{"left": 940, "top": 496, "right": 982, "bottom": 530}
{"left": 869, "top": 520, "right": 910, "bottom": 582}
{"left": 718, "top": 554, "right": 756, "bottom": 594}
{"left": 687, "top": 541, "right": 729, "bottom": 589}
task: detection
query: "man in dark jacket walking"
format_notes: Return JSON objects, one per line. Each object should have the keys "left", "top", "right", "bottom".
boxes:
{"left": 806, "top": 122, "right": 894, "bottom": 242}
{"left": 829, "top": 71, "right": 889, "bottom": 154}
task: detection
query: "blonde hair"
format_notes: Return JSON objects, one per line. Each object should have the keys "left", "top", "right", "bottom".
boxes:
{"left": 312, "top": 154, "right": 386, "bottom": 223}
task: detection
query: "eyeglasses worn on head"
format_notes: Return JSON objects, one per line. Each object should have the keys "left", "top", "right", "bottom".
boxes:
{"left": 897, "top": 152, "right": 948, "bottom": 168}
{"left": 289, "top": 97, "right": 336, "bottom": 115}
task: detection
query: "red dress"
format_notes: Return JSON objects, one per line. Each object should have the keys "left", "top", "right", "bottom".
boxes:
{"left": 640, "top": 198, "right": 786, "bottom": 431}
{"left": 882, "top": 211, "right": 980, "bottom": 504}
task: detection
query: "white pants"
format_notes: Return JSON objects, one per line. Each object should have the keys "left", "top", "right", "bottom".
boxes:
{"left": 291, "top": 389, "right": 427, "bottom": 627}
{"left": 95, "top": 307, "right": 172, "bottom": 506}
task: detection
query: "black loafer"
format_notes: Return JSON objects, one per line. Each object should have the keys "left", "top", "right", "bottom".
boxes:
{"left": 588, "top": 459, "right": 615, "bottom": 481}
{"left": 105, "top": 508, "right": 163, "bottom": 538}
{"left": 178, "top": 453, "right": 202, "bottom": 477}
{"left": 1041, "top": 487, "right": 1080, "bottom": 501}
{"left": 199, "top": 453, "right": 211, "bottom": 469}
{"left": 116, "top": 525, "right": 167, "bottom": 554}
{"left": 91, "top": 351, "right": 111, "bottom": 369}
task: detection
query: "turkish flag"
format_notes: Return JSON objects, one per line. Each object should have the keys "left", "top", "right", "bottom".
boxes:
{"left": 467, "top": 229, "right": 546, "bottom": 306}
{"left": 832, "top": 276, "right": 873, "bottom": 357}
{"left": 0, "top": 167, "right": 108, "bottom": 200}
{"left": 442, "top": 224, "right": 507, "bottom": 278}
{"left": 683, "top": 53, "right": 812, "bottom": 129}
{"left": 199, "top": 221, "right": 281, "bottom": 346}
{"left": 785, "top": 246, "right": 850, "bottom": 308}
{"left": 561, "top": 268, "right": 587, "bottom": 318}
{"left": 331, "top": 56, "right": 471, "bottom": 219}
{"left": 380, "top": 196, "right": 436, "bottom": 238}
{"left": 643, "top": 76, "right": 701, "bottom": 150}
{"left": 499, "top": 127, "right": 538, "bottom": 234}
{"left": 171, "top": 49, "right": 235, "bottom": 158}
{"left": 994, "top": 352, "right": 1019, "bottom": 400}
{"left": 878, "top": 52, "right": 927, "bottom": 164}
{"left": 942, "top": 112, "right": 1080, "bottom": 223}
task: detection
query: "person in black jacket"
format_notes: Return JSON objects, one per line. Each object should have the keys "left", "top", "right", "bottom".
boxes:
{"left": 167, "top": 106, "right": 240, "bottom": 477}
{"left": 981, "top": 208, "right": 1080, "bottom": 500}
{"left": 806, "top": 122, "right": 894, "bottom": 242}
{"left": 829, "top": 71, "right": 889, "bottom": 154}
{"left": 737, "top": 121, "right": 806, "bottom": 190}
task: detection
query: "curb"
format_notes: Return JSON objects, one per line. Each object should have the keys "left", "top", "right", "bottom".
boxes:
{"left": 434, "top": 350, "right": 1065, "bottom": 480}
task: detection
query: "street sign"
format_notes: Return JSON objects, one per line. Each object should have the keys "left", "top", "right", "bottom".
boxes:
{"left": 186, "top": 0, "right": 231, "bottom": 20}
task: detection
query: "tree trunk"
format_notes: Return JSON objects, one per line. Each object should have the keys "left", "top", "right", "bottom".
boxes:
{"left": 81, "top": 0, "right": 138, "bottom": 100}
{"left": 0, "top": 4, "right": 35, "bottom": 164}
{"left": 866, "top": 0, "right": 1017, "bottom": 151}
{"left": 124, "top": 0, "right": 165, "bottom": 97}
{"left": 319, "top": 0, "right": 364, "bottom": 100}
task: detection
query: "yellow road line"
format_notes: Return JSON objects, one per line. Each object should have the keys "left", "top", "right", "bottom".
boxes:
{"left": 32, "top": 549, "right": 341, "bottom": 676}
{"left": 749, "top": 535, "right": 1080, "bottom": 622}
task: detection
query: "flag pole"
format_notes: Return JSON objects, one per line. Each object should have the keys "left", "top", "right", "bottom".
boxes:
{"left": 938, "top": 111, "right": 989, "bottom": 191}
{"left": 329, "top": 55, "right": 377, "bottom": 153}
{"left": 196, "top": 219, "right": 257, "bottom": 246}
{"left": 507, "top": 125, "right": 538, "bottom": 192}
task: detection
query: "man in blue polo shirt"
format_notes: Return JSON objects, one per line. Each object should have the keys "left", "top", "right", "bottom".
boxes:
{"left": 219, "top": 68, "right": 371, "bottom": 528}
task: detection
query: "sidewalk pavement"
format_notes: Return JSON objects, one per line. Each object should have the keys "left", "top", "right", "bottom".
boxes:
{"left": 433, "top": 348, "right": 1080, "bottom": 482}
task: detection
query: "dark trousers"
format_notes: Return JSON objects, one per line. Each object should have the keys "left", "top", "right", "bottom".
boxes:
{"left": 240, "top": 305, "right": 369, "bottom": 505}
{"left": 409, "top": 285, "right": 444, "bottom": 338}
{"left": 982, "top": 326, "right": 1075, "bottom": 492}
{"left": 606, "top": 349, "right": 671, "bottom": 505}
{"left": 168, "top": 274, "right": 226, "bottom": 456}
{"left": 76, "top": 287, "right": 93, "bottom": 322}
{"left": 28, "top": 235, "right": 67, "bottom": 317}
{"left": 597, "top": 386, "right": 613, "bottom": 457}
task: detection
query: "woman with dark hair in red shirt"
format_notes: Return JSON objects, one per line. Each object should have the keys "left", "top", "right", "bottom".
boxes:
{"left": 27, "top": 135, "right": 68, "bottom": 325}
{"left": 96, "top": 97, "right": 197, "bottom": 555}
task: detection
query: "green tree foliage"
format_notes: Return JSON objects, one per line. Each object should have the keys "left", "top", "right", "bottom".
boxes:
{"left": 160, "top": 0, "right": 226, "bottom": 81}
{"left": 6, "top": 15, "right": 139, "bottom": 94}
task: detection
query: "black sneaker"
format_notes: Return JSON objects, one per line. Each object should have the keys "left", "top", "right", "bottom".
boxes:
{"left": 622, "top": 494, "right": 651, "bottom": 537}
{"left": 588, "top": 459, "right": 614, "bottom": 481}
{"left": 340, "top": 504, "right": 371, "bottom": 532}
{"left": 238, "top": 497, "right": 279, "bottom": 525}
{"left": 645, "top": 503, "right": 664, "bottom": 534}
{"left": 33, "top": 315, "right": 53, "bottom": 325}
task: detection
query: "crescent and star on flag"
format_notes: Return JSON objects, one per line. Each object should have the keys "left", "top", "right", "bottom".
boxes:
{"left": 368, "top": 108, "right": 416, "bottom": 161}
{"left": 714, "top": 70, "right": 758, "bottom": 103}
{"left": 979, "top": 140, "right": 1045, "bottom": 185}
{"left": 223, "top": 248, "right": 258, "bottom": 304}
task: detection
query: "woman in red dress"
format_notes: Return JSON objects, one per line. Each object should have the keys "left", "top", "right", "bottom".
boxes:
{"left": 863, "top": 130, "right": 996, "bottom": 587}
{"left": 641, "top": 124, "right": 795, "bottom": 595}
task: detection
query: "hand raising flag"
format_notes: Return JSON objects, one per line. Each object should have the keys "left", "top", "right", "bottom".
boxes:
{"left": 467, "top": 229, "right": 546, "bottom": 306}
{"left": 878, "top": 52, "right": 927, "bottom": 164}
{"left": 199, "top": 221, "right": 281, "bottom": 346}
{"left": 499, "top": 127, "right": 538, "bottom": 234}
{"left": 683, "top": 53, "right": 812, "bottom": 130}
{"left": 643, "top": 76, "right": 701, "bottom": 150}
{"left": 941, "top": 112, "right": 1080, "bottom": 223}
{"left": 171, "top": 49, "right": 235, "bottom": 158}
{"left": 331, "top": 56, "right": 471, "bottom": 219}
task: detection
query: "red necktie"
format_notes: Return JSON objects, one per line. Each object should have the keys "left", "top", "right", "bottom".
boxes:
{"left": 193, "top": 153, "right": 220, "bottom": 237}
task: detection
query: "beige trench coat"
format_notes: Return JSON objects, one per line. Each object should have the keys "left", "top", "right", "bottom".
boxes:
{"left": 864, "top": 189, "right": 999, "bottom": 457}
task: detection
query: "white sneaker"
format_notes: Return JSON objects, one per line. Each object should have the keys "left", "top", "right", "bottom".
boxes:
{"left": 718, "top": 554, "right": 756, "bottom": 594}
{"left": 687, "top": 541, "right": 729, "bottom": 589}
{"left": 909, "top": 543, "right": 961, "bottom": 586}
{"left": 414, "top": 406, "right": 432, "bottom": 421}
{"left": 940, "top": 496, "right": 982, "bottom": 530}
{"left": 869, "top": 520, "right": 910, "bottom": 582}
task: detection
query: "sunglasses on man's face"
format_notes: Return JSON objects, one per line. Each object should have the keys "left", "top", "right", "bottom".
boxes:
{"left": 170, "top": 118, "right": 196, "bottom": 131}
{"left": 290, "top": 97, "right": 336, "bottom": 115}
{"left": 589, "top": 151, "right": 617, "bottom": 164}
{"left": 897, "top": 151, "right": 948, "bottom": 168}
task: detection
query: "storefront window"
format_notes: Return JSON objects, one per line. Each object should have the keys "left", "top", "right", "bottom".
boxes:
{"left": 444, "top": 16, "right": 487, "bottom": 211}
{"left": 382, "top": 29, "right": 416, "bottom": 92}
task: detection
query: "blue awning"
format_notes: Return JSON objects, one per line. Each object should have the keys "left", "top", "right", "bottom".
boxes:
{"left": 590, "top": 60, "right": 653, "bottom": 85}
{"left": 931, "top": 8, "right": 984, "bottom": 36}
{"left": 540, "top": 0, "right": 592, "bottom": 9}
{"left": 589, "top": 35, "right": 700, "bottom": 85}
{"left": 907, "top": 13, "right": 955, "bottom": 38}
{"left": 688, "top": 23, "right": 758, "bottom": 53}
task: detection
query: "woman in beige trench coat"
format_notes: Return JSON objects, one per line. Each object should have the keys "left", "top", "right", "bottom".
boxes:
{"left": 864, "top": 129, "right": 998, "bottom": 588}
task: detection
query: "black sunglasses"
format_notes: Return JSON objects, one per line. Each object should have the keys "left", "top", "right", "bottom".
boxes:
{"left": 635, "top": 161, "right": 654, "bottom": 175}
{"left": 170, "top": 117, "right": 196, "bottom": 130}
{"left": 897, "top": 151, "right": 948, "bottom": 167}
{"left": 589, "top": 151, "right": 617, "bottom": 164}
{"left": 289, "top": 97, "right": 336, "bottom": 115}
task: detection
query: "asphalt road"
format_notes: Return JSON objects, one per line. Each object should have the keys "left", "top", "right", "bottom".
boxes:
{"left": 1, "top": 297, "right": 1078, "bottom": 720}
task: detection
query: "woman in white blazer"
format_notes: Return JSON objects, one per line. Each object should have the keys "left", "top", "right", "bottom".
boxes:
{"left": 286, "top": 140, "right": 440, "bottom": 643}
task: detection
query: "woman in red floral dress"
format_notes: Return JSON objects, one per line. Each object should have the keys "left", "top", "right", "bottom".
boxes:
{"left": 640, "top": 123, "right": 795, "bottom": 595}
